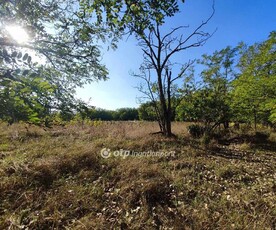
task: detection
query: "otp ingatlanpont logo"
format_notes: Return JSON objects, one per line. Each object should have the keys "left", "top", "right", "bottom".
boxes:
{"left": 100, "top": 148, "right": 111, "bottom": 158}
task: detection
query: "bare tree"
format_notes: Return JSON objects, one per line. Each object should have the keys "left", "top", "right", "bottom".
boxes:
{"left": 133, "top": 5, "right": 215, "bottom": 137}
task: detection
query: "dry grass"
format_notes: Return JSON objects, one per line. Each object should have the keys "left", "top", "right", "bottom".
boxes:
{"left": 0, "top": 121, "right": 275, "bottom": 229}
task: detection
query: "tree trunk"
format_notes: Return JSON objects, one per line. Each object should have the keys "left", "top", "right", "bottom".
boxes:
{"left": 165, "top": 70, "right": 172, "bottom": 137}
{"left": 223, "top": 121, "right": 229, "bottom": 129}
{"left": 157, "top": 70, "right": 172, "bottom": 137}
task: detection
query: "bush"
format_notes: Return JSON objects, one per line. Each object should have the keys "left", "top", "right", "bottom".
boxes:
{"left": 200, "top": 133, "right": 212, "bottom": 146}
{"left": 187, "top": 124, "right": 205, "bottom": 138}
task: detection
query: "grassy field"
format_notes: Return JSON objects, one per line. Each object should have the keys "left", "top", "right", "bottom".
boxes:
{"left": 0, "top": 121, "right": 275, "bottom": 229}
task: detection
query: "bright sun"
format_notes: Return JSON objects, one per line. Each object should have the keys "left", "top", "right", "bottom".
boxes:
{"left": 6, "top": 25, "right": 29, "bottom": 44}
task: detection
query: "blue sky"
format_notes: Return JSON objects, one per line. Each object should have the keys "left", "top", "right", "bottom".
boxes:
{"left": 76, "top": 0, "right": 276, "bottom": 110}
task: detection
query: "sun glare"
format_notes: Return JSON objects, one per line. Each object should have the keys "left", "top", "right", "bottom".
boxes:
{"left": 6, "top": 25, "right": 29, "bottom": 44}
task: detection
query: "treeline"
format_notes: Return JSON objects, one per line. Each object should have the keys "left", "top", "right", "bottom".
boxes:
{"left": 1, "top": 32, "right": 275, "bottom": 128}
{"left": 60, "top": 107, "right": 139, "bottom": 122}
{"left": 49, "top": 105, "right": 175, "bottom": 124}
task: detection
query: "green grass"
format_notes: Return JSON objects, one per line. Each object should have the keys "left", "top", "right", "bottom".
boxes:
{"left": 0, "top": 121, "right": 275, "bottom": 229}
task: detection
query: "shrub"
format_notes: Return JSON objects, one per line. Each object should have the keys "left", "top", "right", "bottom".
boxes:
{"left": 187, "top": 124, "right": 205, "bottom": 138}
{"left": 200, "top": 133, "right": 212, "bottom": 146}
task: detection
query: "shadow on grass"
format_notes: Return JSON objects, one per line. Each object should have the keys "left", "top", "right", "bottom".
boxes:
{"left": 218, "top": 132, "right": 276, "bottom": 152}
{"left": 183, "top": 131, "right": 276, "bottom": 162}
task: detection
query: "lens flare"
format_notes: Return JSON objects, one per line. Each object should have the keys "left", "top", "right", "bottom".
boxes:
{"left": 6, "top": 25, "right": 29, "bottom": 44}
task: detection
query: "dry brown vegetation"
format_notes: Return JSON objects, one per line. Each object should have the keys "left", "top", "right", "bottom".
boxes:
{"left": 0, "top": 121, "right": 275, "bottom": 229}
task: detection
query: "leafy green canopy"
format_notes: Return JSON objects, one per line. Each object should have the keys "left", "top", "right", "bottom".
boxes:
{"left": 79, "top": 0, "right": 184, "bottom": 35}
{"left": 1, "top": 0, "right": 109, "bottom": 83}
{"left": 176, "top": 32, "right": 275, "bottom": 128}
{"left": 231, "top": 32, "right": 276, "bottom": 125}
{"left": 0, "top": 0, "right": 110, "bottom": 124}
{"left": 176, "top": 47, "right": 237, "bottom": 127}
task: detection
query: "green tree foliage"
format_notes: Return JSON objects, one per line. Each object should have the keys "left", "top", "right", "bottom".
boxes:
{"left": 0, "top": 67, "right": 56, "bottom": 124}
{"left": 0, "top": 0, "right": 109, "bottom": 124}
{"left": 86, "top": 108, "right": 113, "bottom": 121}
{"left": 114, "top": 108, "right": 139, "bottom": 121}
{"left": 83, "top": 108, "right": 138, "bottom": 121}
{"left": 176, "top": 33, "right": 275, "bottom": 130}
{"left": 80, "top": 0, "right": 184, "bottom": 35}
{"left": 231, "top": 32, "right": 276, "bottom": 127}
{"left": 138, "top": 102, "right": 158, "bottom": 121}
{"left": 199, "top": 46, "right": 237, "bottom": 129}
{"left": 177, "top": 46, "right": 237, "bottom": 130}
{"left": 1, "top": 0, "right": 108, "bottom": 83}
